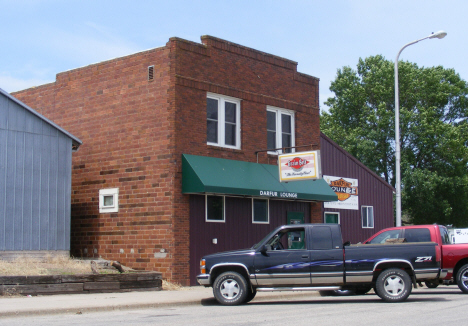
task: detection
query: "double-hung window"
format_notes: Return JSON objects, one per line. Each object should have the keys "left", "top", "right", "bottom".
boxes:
{"left": 207, "top": 93, "right": 241, "bottom": 149}
{"left": 267, "top": 106, "right": 295, "bottom": 154}
{"left": 362, "top": 206, "right": 374, "bottom": 228}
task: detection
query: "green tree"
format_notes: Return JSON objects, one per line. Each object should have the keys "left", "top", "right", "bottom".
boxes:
{"left": 321, "top": 55, "right": 468, "bottom": 226}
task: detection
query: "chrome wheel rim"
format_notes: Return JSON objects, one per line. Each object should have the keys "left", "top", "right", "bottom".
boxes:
{"left": 384, "top": 275, "right": 405, "bottom": 296}
{"left": 461, "top": 270, "right": 468, "bottom": 289}
{"left": 220, "top": 279, "right": 240, "bottom": 300}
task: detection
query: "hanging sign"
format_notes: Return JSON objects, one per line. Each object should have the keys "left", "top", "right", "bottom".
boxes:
{"left": 278, "top": 150, "right": 321, "bottom": 182}
{"left": 323, "top": 176, "right": 359, "bottom": 210}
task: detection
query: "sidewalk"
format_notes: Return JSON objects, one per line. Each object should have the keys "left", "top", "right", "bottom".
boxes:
{"left": 0, "top": 287, "right": 320, "bottom": 318}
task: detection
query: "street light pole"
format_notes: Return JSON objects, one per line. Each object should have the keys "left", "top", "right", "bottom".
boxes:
{"left": 394, "top": 30, "right": 447, "bottom": 227}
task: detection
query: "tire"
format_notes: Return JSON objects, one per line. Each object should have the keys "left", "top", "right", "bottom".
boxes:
{"left": 456, "top": 264, "right": 468, "bottom": 294}
{"left": 213, "top": 272, "right": 248, "bottom": 305}
{"left": 375, "top": 268, "right": 412, "bottom": 302}
{"left": 245, "top": 287, "right": 257, "bottom": 303}
{"left": 425, "top": 281, "right": 439, "bottom": 289}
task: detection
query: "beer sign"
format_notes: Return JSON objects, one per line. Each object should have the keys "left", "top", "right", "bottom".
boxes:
{"left": 323, "top": 176, "right": 359, "bottom": 210}
{"left": 278, "top": 151, "right": 321, "bottom": 182}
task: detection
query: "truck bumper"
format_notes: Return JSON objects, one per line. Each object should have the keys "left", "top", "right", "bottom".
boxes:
{"left": 197, "top": 274, "right": 211, "bottom": 286}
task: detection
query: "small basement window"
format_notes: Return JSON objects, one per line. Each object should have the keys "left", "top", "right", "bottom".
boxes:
{"left": 99, "top": 188, "right": 119, "bottom": 213}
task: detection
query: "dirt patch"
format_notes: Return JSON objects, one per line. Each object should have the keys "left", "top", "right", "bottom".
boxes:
{"left": 0, "top": 256, "right": 93, "bottom": 276}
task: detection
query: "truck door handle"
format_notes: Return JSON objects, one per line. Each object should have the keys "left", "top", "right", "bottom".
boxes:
{"left": 302, "top": 255, "right": 308, "bottom": 259}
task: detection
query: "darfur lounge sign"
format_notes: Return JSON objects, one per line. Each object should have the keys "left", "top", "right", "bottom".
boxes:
{"left": 323, "top": 176, "right": 359, "bottom": 210}
{"left": 278, "top": 151, "right": 322, "bottom": 182}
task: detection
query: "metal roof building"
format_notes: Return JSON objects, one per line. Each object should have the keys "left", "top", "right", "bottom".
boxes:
{"left": 0, "top": 88, "right": 82, "bottom": 258}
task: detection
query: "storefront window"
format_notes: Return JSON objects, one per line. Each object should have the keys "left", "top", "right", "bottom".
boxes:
{"left": 206, "top": 195, "right": 225, "bottom": 222}
{"left": 252, "top": 198, "right": 269, "bottom": 224}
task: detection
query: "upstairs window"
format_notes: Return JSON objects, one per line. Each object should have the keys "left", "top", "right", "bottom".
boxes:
{"left": 267, "top": 106, "right": 295, "bottom": 154}
{"left": 207, "top": 93, "right": 241, "bottom": 149}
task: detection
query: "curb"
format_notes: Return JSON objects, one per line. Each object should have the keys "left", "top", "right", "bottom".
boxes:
{"left": 0, "top": 291, "right": 321, "bottom": 318}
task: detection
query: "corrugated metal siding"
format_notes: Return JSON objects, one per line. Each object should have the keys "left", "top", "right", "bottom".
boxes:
{"left": 0, "top": 93, "right": 72, "bottom": 251}
{"left": 320, "top": 134, "right": 394, "bottom": 243}
{"left": 189, "top": 195, "right": 310, "bottom": 284}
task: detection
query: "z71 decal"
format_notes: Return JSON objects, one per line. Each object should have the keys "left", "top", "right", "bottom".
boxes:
{"left": 415, "top": 256, "right": 433, "bottom": 263}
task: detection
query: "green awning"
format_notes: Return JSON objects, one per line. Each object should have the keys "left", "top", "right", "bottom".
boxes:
{"left": 182, "top": 154, "right": 338, "bottom": 202}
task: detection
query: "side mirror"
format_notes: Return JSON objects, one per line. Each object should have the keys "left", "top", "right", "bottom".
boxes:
{"left": 343, "top": 241, "right": 351, "bottom": 247}
{"left": 260, "top": 244, "right": 272, "bottom": 255}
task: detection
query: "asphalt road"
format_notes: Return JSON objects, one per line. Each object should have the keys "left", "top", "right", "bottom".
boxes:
{"left": 1, "top": 286, "right": 465, "bottom": 326}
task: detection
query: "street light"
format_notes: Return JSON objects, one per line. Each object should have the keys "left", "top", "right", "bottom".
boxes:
{"left": 394, "top": 30, "right": 447, "bottom": 227}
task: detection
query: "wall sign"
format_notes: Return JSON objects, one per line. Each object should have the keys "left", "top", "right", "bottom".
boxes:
{"left": 259, "top": 191, "right": 298, "bottom": 199}
{"left": 278, "top": 151, "right": 321, "bottom": 182}
{"left": 323, "top": 176, "right": 359, "bottom": 210}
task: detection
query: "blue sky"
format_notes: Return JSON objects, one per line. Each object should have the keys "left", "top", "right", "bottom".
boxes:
{"left": 1, "top": 0, "right": 466, "bottom": 112}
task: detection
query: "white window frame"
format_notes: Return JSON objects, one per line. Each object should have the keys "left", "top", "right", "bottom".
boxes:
{"left": 207, "top": 93, "right": 241, "bottom": 149}
{"left": 324, "top": 211, "right": 340, "bottom": 224}
{"left": 267, "top": 106, "right": 295, "bottom": 155}
{"left": 361, "top": 206, "right": 374, "bottom": 228}
{"left": 205, "top": 195, "right": 226, "bottom": 223}
{"left": 252, "top": 198, "right": 269, "bottom": 224}
{"left": 99, "top": 188, "right": 119, "bottom": 213}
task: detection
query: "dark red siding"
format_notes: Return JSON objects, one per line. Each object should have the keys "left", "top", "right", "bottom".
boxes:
{"left": 320, "top": 133, "right": 394, "bottom": 243}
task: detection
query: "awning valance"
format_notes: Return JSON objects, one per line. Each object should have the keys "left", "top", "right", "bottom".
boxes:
{"left": 182, "top": 154, "right": 338, "bottom": 202}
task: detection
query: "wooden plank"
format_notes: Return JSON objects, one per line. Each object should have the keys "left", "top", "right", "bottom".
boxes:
{"left": 0, "top": 275, "right": 61, "bottom": 285}
{"left": 136, "top": 273, "right": 162, "bottom": 281}
{"left": 1, "top": 283, "right": 83, "bottom": 295}
{"left": 83, "top": 282, "right": 120, "bottom": 291}
{"left": 120, "top": 279, "right": 162, "bottom": 289}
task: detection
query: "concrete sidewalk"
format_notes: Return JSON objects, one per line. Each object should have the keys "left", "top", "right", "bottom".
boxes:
{"left": 0, "top": 287, "right": 320, "bottom": 318}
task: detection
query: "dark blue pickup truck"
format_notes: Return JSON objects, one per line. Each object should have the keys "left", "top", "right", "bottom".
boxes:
{"left": 197, "top": 223, "right": 446, "bottom": 305}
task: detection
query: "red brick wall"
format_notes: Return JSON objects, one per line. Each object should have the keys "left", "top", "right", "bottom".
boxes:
{"left": 13, "top": 36, "right": 322, "bottom": 285}
{"left": 13, "top": 45, "right": 181, "bottom": 281}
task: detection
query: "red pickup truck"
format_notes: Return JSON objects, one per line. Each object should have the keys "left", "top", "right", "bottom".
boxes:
{"left": 363, "top": 224, "right": 468, "bottom": 293}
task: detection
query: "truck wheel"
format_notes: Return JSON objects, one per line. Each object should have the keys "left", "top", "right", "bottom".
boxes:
{"left": 213, "top": 272, "right": 248, "bottom": 305}
{"left": 375, "top": 268, "right": 412, "bottom": 302}
{"left": 456, "top": 264, "right": 468, "bottom": 294}
{"left": 245, "top": 287, "right": 257, "bottom": 303}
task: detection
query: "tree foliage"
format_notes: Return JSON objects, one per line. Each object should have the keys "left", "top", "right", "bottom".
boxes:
{"left": 321, "top": 55, "right": 468, "bottom": 226}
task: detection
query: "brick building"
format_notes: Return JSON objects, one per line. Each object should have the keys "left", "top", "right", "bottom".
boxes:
{"left": 13, "top": 36, "right": 345, "bottom": 285}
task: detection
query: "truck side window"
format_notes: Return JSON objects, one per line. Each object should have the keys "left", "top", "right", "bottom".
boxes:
{"left": 404, "top": 228, "right": 431, "bottom": 242}
{"left": 311, "top": 226, "right": 333, "bottom": 250}
{"left": 267, "top": 228, "right": 306, "bottom": 250}
{"left": 439, "top": 226, "right": 451, "bottom": 244}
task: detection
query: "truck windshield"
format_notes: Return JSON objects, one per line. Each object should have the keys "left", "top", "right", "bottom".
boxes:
{"left": 251, "top": 229, "right": 279, "bottom": 250}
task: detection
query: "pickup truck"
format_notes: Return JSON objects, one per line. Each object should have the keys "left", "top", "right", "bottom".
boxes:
{"left": 197, "top": 223, "right": 446, "bottom": 305}
{"left": 363, "top": 224, "right": 468, "bottom": 293}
